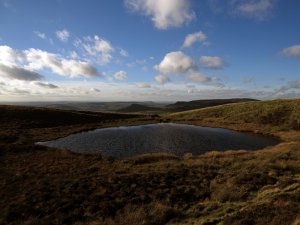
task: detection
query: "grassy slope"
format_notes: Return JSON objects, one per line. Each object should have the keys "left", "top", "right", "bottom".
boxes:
{"left": 0, "top": 105, "right": 156, "bottom": 144}
{"left": 165, "top": 98, "right": 258, "bottom": 112}
{"left": 166, "top": 99, "right": 300, "bottom": 224}
{"left": 1, "top": 100, "right": 300, "bottom": 225}
{"left": 168, "top": 99, "right": 300, "bottom": 141}
{"left": 117, "top": 103, "right": 161, "bottom": 113}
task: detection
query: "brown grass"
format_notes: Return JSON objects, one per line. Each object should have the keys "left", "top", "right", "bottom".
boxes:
{"left": 1, "top": 101, "right": 300, "bottom": 225}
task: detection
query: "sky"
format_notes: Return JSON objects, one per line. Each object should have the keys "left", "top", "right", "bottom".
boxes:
{"left": 0, "top": 0, "right": 299, "bottom": 102}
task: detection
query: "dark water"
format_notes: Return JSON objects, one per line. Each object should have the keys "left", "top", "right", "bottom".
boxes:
{"left": 39, "top": 123, "right": 279, "bottom": 159}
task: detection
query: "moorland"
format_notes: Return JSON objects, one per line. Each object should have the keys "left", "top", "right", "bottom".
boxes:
{"left": 1, "top": 98, "right": 300, "bottom": 225}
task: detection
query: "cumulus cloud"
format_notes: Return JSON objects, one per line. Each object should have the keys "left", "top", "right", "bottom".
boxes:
{"left": 155, "top": 74, "right": 170, "bottom": 84}
{"left": 281, "top": 45, "right": 300, "bottom": 57}
{"left": 155, "top": 51, "right": 222, "bottom": 86}
{"left": 0, "top": 80, "right": 107, "bottom": 101}
{"left": 34, "top": 31, "right": 46, "bottom": 39}
{"left": 0, "top": 45, "right": 24, "bottom": 65}
{"left": 182, "top": 31, "right": 207, "bottom": 48}
{"left": 0, "top": 63, "right": 43, "bottom": 81}
{"left": 156, "top": 51, "right": 195, "bottom": 74}
{"left": 24, "top": 48, "right": 101, "bottom": 78}
{"left": 91, "top": 88, "right": 101, "bottom": 93}
{"left": 75, "top": 35, "right": 114, "bottom": 64}
{"left": 0, "top": 45, "right": 101, "bottom": 78}
{"left": 233, "top": 0, "right": 275, "bottom": 21}
{"left": 125, "top": 0, "right": 195, "bottom": 29}
{"left": 136, "top": 82, "right": 151, "bottom": 88}
{"left": 35, "top": 82, "right": 59, "bottom": 89}
{"left": 200, "top": 56, "right": 226, "bottom": 69}
{"left": 114, "top": 70, "right": 128, "bottom": 81}
{"left": 188, "top": 71, "right": 223, "bottom": 87}
{"left": 120, "top": 49, "right": 128, "bottom": 57}
{"left": 187, "top": 71, "right": 213, "bottom": 82}
{"left": 56, "top": 29, "right": 70, "bottom": 42}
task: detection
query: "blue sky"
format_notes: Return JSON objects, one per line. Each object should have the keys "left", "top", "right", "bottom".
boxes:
{"left": 0, "top": 0, "right": 299, "bottom": 101}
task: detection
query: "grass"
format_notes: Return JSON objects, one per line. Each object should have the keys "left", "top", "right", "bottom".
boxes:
{"left": 1, "top": 99, "right": 300, "bottom": 225}
{"left": 168, "top": 99, "right": 300, "bottom": 141}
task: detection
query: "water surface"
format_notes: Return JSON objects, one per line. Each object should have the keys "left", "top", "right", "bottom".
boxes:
{"left": 39, "top": 123, "right": 279, "bottom": 158}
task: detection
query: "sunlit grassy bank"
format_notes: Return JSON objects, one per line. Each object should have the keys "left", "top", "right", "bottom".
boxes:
{"left": 168, "top": 99, "right": 300, "bottom": 141}
{"left": 1, "top": 100, "right": 299, "bottom": 225}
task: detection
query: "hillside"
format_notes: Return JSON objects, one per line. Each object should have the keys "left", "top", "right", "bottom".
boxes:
{"left": 1, "top": 100, "right": 300, "bottom": 225}
{"left": 168, "top": 99, "right": 300, "bottom": 140}
{"left": 0, "top": 105, "right": 154, "bottom": 144}
{"left": 0, "top": 105, "right": 143, "bottom": 129}
{"left": 165, "top": 98, "right": 258, "bottom": 112}
{"left": 117, "top": 103, "right": 161, "bottom": 113}
{"left": 1, "top": 101, "right": 169, "bottom": 112}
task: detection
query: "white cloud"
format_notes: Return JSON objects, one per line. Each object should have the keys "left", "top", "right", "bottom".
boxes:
{"left": 281, "top": 45, "right": 300, "bottom": 57}
{"left": 69, "top": 51, "right": 78, "bottom": 59}
{"left": 136, "top": 82, "right": 151, "bottom": 88}
{"left": 187, "top": 71, "right": 223, "bottom": 87}
{"left": 75, "top": 35, "right": 114, "bottom": 64}
{"left": 0, "top": 63, "right": 43, "bottom": 81}
{"left": 277, "top": 80, "right": 300, "bottom": 93}
{"left": 200, "top": 56, "right": 226, "bottom": 69}
{"left": 0, "top": 45, "right": 101, "bottom": 78}
{"left": 233, "top": 0, "right": 275, "bottom": 21}
{"left": 34, "top": 31, "right": 46, "bottom": 39}
{"left": 91, "top": 88, "right": 101, "bottom": 93}
{"left": 24, "top": 48, "right": 101, "bottom": 78}
{"left": 35, "top": 82, "right": 59, "bottom": 89}
{"left": 182, "top": 31, "right": 207, "bottom": 48}
{"left": 155, "top": 51, "right": 222, "bottom": 86}
{"left": 125, "top": 0, "right": 195, "bottom": 29}
{"left": 156, "top": 51, "right": 195, "bottom": 75}
{"left": 0, "top": 45, "right": 24, "bottom": 66}
{"left": 56, "top": 29, "right": 70, "bottom": 42}
{"left": 155, "top": 74, "right": 170, "bottom": 84}
{"left": 1, "top": 78, "right": 298, "bottom": 102}
{"left": 114, "top": 70, "right": 128, "bottom": 81}
{"left": 120, "top": 49, "right": 128, "bottom": 57}
{"left": 187, "top": 71, "right": 213, "bottom": 82}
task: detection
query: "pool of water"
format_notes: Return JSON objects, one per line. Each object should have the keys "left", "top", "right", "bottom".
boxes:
{"left": 38, "top": 123, "right": 279, "bottom": 159}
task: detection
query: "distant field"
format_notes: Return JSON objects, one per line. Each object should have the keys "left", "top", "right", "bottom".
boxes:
{"left": 1, "top": 99, "right": 299, "bottom": 225}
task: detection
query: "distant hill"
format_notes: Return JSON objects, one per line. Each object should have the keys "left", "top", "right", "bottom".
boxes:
{"left": 165, "top": 98, "right": 258, "bottom": 112}
{"left": 0, "top": 101, "right": 169, "bottom": 112}
{"left": 0, "top": 105, "right": 142, "bottom": 129}
{"left": 117, "top": 103, "right": 161, "bottom": 113}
